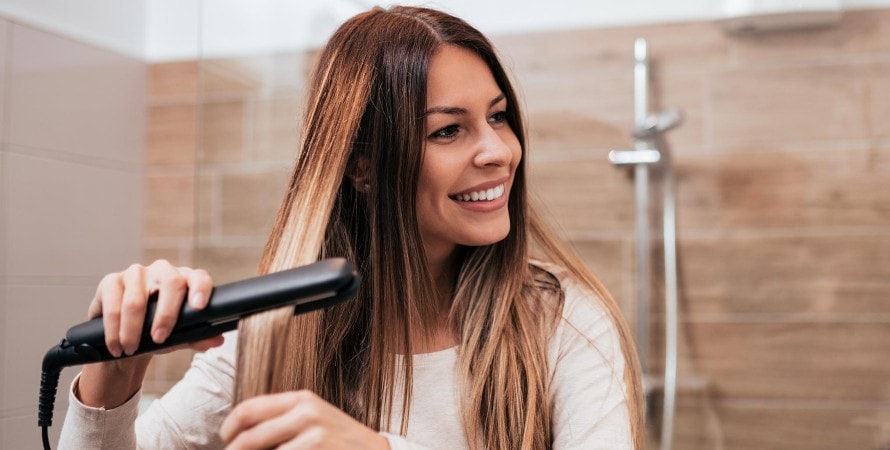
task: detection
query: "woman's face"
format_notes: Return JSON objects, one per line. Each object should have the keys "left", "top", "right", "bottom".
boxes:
{"left": 416, "top": 45, "right": 521, "bottom": 263}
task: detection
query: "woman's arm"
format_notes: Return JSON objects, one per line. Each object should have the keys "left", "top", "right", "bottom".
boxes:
{"left": 548, "top": 274, "right": 634, "bottom": 449}
{"left": 58, "top": 332, "right": 236, "bottom": 449}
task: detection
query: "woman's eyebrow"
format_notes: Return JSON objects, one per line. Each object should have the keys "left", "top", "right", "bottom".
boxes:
{"left": 424, "top": 93, "right": 506, "bottom": 116}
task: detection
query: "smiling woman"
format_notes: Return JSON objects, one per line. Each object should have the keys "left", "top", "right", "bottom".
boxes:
{"left": 58, "top": 5, "right": 643, "bottom": 450}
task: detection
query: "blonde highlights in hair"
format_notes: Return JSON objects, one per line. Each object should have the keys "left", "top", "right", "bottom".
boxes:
{"left": 235, "top": 6, "right": 643, "bottom": 449}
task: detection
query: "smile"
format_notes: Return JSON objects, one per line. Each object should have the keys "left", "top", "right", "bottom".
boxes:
{"left": 448, "top": 183, "right": 506, "bottom": 202}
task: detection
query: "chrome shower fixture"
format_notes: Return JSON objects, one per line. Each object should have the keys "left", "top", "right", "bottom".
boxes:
{"left": 633, "top": 108, "right": 683, "bottom": 139}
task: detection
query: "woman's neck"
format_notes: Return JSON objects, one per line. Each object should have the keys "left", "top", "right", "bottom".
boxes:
{"left": 410, "top": 244, "right": 460, "bottom": 354}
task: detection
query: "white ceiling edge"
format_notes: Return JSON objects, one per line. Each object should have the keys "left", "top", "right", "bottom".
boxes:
{"left": 0, "top": 0, "right": 147, "bottom": 60}
{"left": 1, "top": 0, "right": 890, "bottom": 63}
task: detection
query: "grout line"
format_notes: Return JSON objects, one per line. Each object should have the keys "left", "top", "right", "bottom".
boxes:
{"left": 563, "top": 226, "right": 890, "bottom": 241}
{"left": 659, "top": 312, "right": 890, "bottom": 324}
{"left": 700, "top": 398, "right": 890, "bottom": 411}
{"left": 4, "top": 143, "right": 142, "bottom": 172}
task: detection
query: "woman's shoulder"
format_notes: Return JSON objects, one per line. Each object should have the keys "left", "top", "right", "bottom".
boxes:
{"left": 528, "top": 260, "right": 621, "bottom": 358}
{"left": 528, "top": 259, "right": 610, "bottom": 323}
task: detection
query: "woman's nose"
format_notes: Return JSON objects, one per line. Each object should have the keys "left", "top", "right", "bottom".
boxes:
{"left": 473, "top": 127, "right": 514, "bottom": 167}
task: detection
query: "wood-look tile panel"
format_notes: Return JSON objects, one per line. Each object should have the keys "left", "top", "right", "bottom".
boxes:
{"left": 144, "top": 175, "right": 195, "bottom": 238}
{"left": 219, "top": 170, "right": 290, "bottom": 237}
{"left": 527, "top": 156, "right": 635, "bottom": 233}
{"left": 200, "top": 100, "right": 245, "bottom": 164}
{"left": 494, "top": 20, "right": 729, "bottom": 73}
{"left": 710, "top": 64, "right": 870, "bottom": 146}
{"left": 566, "top": 239, "right": 635, "bottom": 318}
{"left": 667, "top": 394, "right": 890, "bottom": 450}
{"left": 687, "top": 322, "right": 890, "bottom": 402}
{"left": 147, "top": 104, "right": 197, "bottom": 166}
{"left": 871, "top": 62, "right": 890, "bottom": 138}
{"left": 516, "top": 69, "right": 632, "bottom": 141}
{"left": 148, "top": 61, "right": 198, "bottom": 104}
{"left": 526, "top": 108, "right": 630, "bottom": 155}
{"left": 143, "top": 245, "right": 194, "bottom": 268}
{"left": 677, "top": 234, "right": 890, "bottom": 316}
{"left": 674, "top": 147, "right": 890, "bottom": 230}
{"left": 716, "top": 404, "right": 890, "bottom": 450}
{"left": 195, "top": 246, "right": 264, "bottom": 284}
{"left": 728, "top": 9, "right": 890, "bottom": 65}
{"left": 200, "top": 53, "right": 308, "bottom": 98}
{"left": 246, "top": 95, "right": 303, "bottom": 163}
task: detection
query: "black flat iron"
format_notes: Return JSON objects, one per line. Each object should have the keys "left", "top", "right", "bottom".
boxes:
{"left": 37, "top": 258, "right": 360, "bottom": 450}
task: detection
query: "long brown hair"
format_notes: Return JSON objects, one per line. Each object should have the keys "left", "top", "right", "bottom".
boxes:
{"left": 235, "top": 6, "right": 643, "bottom": 449}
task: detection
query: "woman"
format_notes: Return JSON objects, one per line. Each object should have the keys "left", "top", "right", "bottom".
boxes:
{"left": 60, "top": 6, "right": 643, "bottom": 449}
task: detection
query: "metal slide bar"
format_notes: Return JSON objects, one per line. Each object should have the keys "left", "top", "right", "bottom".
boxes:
{"left": 608, "top": 37, "right": 680, "bottom": 450}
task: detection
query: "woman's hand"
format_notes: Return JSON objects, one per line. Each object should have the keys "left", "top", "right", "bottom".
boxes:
{"left": 77, "top": 259, "right": 223, "bottom": 408}
{"left": 220, "top": 390, "right": 390, "bottom": 450}
{"left": 88, "top": 259, "right": 217, "bottom": 357}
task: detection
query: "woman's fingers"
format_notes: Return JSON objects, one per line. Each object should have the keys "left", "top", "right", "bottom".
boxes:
{"left": 220, "top": 391, "right": 307, "bottom": 444}
{"left": 148, "top": 259, "right": 186, "bottom": 344}
{"left": 119, "top": 264, "right": 148, "bottom": 355}
{"left": 89, "top": 260, "right": 215, "bottom": 358}
{"left": 94, "top": 273, "right": 125, "bottom": 357}
{"left": 185, "top": 268, "right": 213, "bottom": 310}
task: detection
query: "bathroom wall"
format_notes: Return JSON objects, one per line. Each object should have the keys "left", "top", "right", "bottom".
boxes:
{"left": 0, "top": 19, "right": 145, "bottom": 448}
{"left": 143, "top": 8, "right": 890, "bottom": 448}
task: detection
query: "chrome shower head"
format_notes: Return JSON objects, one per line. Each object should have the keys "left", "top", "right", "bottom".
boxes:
{"left": 633, "top": 108, "right": 683, "bottom": 139}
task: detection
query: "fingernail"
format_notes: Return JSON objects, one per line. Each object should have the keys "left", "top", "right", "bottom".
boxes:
{"left": 110, "top": 346, "right": 122, "bottom": 358}
{"left": 191, "top": 292, "right": 205, "bottom": 308}
{"left": 152, "top": 327, "right": 169, "bottom": 343}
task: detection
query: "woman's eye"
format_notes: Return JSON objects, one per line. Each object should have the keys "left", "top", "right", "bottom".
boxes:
{"left": 430, "top": 125, "right": 459, "bottom": 140}
{"left": 489, "top": 111, "right": 507, "bottom": 124}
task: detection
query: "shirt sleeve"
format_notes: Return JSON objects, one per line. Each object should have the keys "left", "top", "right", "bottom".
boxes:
{"left": 57, "top": 331, "right": 238, "bottom": 449}
{"left": 548, "top": 273, "right": 634, "bottom": 449}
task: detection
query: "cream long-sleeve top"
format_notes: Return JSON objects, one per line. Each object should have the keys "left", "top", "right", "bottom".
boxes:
{"left": 58, "top": 264, "right": 633, "bottom": 449}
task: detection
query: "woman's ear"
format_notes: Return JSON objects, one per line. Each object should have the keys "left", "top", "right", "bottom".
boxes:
{"left": 347, "top": 156, "right": 371, "bottom": 192}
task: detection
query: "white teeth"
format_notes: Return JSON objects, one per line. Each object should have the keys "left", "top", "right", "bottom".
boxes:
{"left": 451, "top": 183, "right": 506, "bottom": 202}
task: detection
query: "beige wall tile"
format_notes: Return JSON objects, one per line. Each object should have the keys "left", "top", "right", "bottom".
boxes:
{"left": 200, "top": 100, "right": 245, "bottom": 164}
{"left": 7, "top": 24, "right": 145, "bottom": 163}
{"left": 219, "top": 170, "right": 290, "bottom": 237}
{"left": 710, "top": 64, "right": 869, "bottom": 146}
{"left": 688, "top": 321, "right": 890, "bottom": 402}
{"left": 149, "top": 61, "right": 198, "bottom": 105}
{"left": 3, "top": 415, "right": 64, "bottom": 449}
{"left": 0, "top": 19, "right": 8, "bottom": 144}
{"left": 6, "top": 152, "right": 142, "bottom": 279}
{"left": 675, "top": 147, "right": 890, "bottom": 230}
{"left": 144, "top": 174, "right": 195, "bottom": 239}
{"left": 678, "top": 234, "right": 890, "bottom": 316}
{"left": 147, "top": 104, "right": 197, "bottom": 166}
{"left": 2, "top": 284, "right": 92, "bottom": 411}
